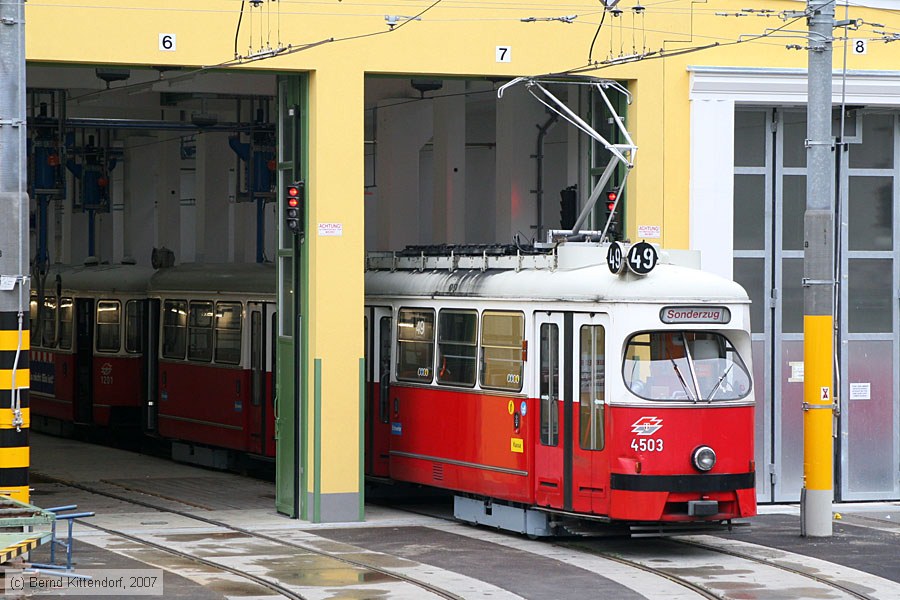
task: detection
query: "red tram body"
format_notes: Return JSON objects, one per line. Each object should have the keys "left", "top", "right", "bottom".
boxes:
{"left": 148, "top": 263, "right": 277, "bottom": 462}
{"left": 365, "top": 244, "right": 757, "bottom": 534}
{"left": 30, "top": 262, "right": 277, "bottom": 467}
{"left": 30, "top": 263, "right": 154, "bottom": 431}
{"left": 30, "top": 241, "right": 756, "bottom": 534}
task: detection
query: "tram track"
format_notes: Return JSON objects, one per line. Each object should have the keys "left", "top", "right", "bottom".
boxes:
{"left": 35, "top": 475, "right": 900, "bottom": 600}
{"left": 39, "top": 476, "right": 467, "bottom": 600}
{"left": 390, "top": 502, "right": 888, "bottom": 599}
{"left": 671, "top": 536, "right": 874, "bottom": 600}
{"left": 567, "top": 535, "right": 880, "bottom": 600}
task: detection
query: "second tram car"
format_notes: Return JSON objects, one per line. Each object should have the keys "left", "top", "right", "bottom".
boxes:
{"left": 148, "top": 263, "right": 277, "bottom": 464}
{"left": 30, "top": 262, "right": 155, "bottom": 432}
{"left": 30, "top": 261, "right": 277, "bottom": 466}
{"left": 365, "top": 243, "right": 756, "bottom": 535}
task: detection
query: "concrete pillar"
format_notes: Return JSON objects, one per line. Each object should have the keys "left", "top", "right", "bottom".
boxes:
{"left": 689, "top": 98, "right": 735, "bottom": 278}
{"left": 159, "top": 139, "right": 181, "bottom": 261}
{"left": 464, "top": 83, "right": 496, "bottom": 244}
{"left": 374, "top": 99, "right": 432, "bottom": 249}
{"left": 495, "top": 84, "right": 544, "bottom": 243}
{"left": 123, "top": 135, "right": 166, "bottom": 266}
{"left": 432, "top": 81, "right": 466, "bottom": 243}
{"left": 195, "top": 132, "right": 232, "bottom": 263}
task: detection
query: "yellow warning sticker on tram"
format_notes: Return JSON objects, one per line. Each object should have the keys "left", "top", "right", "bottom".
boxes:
{"left": 508, "top": 400, "right": 515, "bottom": 415}
{"left": 510, "top": 438, "right": 524, "bottom": 453}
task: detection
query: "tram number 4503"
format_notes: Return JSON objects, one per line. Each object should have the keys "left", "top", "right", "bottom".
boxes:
{"left": 630, "top": 438, "right": 664, "bottom": 452}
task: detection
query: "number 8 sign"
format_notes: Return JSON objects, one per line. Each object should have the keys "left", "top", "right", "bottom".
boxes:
{"left": 626, "top": 241, "right": 658, "bottom": 275}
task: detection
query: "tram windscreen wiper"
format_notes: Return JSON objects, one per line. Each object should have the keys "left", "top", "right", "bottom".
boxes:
{"left": 668, "top": 357, "right": 696, "bottom": 402}
{"left": 705, "top": 363, "right": 733, "bottom": 402}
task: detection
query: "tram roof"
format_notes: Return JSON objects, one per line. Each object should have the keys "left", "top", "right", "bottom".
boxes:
{"left": 148, "top": 262, "right": 276, "bottom": 295}
{"left": 50, "top": 263, "right": 156, "bottom": 294}
{"left": 365, "top": 245, "right": 750, "bottom": 304}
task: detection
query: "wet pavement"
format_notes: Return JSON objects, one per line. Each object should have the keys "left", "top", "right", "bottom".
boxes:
{"left": 17, "top": 433, "right": 900, "bottom": 599}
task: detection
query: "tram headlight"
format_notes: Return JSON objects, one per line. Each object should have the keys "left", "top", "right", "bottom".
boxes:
{"left": 691, "top": 446, "right": 717, "bottom": 472}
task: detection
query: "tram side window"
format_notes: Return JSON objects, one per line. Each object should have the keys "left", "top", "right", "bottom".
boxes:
{"left": 396, "top": 308, "right": 435, "bottom": 383}
{"left": 579, "top": 325, "right": 605, "bottom": 451}
{"left": 162, "top": 300, "right": 187, "bottom": 359}
{"left": 215, "top": 302, "right": 242, "bottom": 365}
{"left": 96, "top": 300, "right": 121, "bottom": 353}
{"left": 188, "top": 301, "right": 214, "bottom": 362}
{"left": 481, "top": 311, "right": 525, "bottom": 392}
{"left": 41, "top": 296, "right": 57, "bottom": 348}
{"left": 437, "top": 309, "right": 478, "bottom": 387}
{"left": 58, "top": 298, "right": 73, "bottom": 350}
{"left": 540, "top": 323, "right": 559, "bottom": 446}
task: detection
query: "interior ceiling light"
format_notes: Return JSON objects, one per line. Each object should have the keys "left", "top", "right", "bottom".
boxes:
{"left": 411, "top": 78, "right": 443, "bottom": 99}
{"left": 95, "top": 68, "right": 131, "bottom": 88}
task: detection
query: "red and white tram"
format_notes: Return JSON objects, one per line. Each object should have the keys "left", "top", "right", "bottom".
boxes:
{"left": 30, "top": 262, "right": 154, "bottom": 432}
{"left": 30, "top": 261, "right": 277, "bottom": 467}
{"left": 147, "top": 263, "right": 277, "bottom": 465}
{"left": 365, "top": 242, "right": 756, "bottom": 535}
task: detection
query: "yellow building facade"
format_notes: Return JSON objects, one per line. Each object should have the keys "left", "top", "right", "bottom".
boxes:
{"left": 24, "top": 1, "right": 900, "bottom": 518}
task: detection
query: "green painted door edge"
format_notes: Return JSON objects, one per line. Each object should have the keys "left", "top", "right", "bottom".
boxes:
{"left": 358, "top": 356, "right": 366, "bottom": 521}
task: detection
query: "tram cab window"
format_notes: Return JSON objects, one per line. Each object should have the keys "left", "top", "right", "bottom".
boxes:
{"left": 397, "top": 308, "right": 435, "bottom": 383}
{"left": 623, "top": 331, "right": 751, "bottom": 402}
{"left": 41, "top": 296, "right": 57, "bottom": 348}
{"left": 58, "top": 298, "right": 73, "bottom": 350}
{"left": 125, "top": 300, "right": 144, "bottom": 354}
{"left": 188, "top": 301, "right": 214, "bottom": 362}
{"left": 437, "top": 309, "right": 477, "bottom": 387}
{"left": 215, "top": 302, "right": 242, "bottom": 365}
{"left": 162, "top": 300, "right": 187, "bottom": 359}
{"left": 481, "top": 311, "right": 525, "bottom": 392}
{"left": 96, "top": 301, "right": 121, "bottom": 353}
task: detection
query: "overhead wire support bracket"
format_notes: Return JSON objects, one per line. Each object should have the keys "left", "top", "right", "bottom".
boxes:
{"left": 497, "top": 77, "right": 637, "bottom": 239}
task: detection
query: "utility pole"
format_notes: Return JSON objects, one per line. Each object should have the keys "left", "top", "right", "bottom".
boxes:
{"left": 0, "top": 0, "right": 31, "bottom": 503}
{"left": 802, "top": 0, "right": 835, "bottom": 538}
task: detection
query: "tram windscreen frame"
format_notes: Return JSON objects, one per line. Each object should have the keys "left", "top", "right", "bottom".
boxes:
{"left": 622, "top": 331, "right": 751, "bottom": 402}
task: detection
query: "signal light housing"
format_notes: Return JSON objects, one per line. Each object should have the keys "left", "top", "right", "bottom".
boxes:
{"left": 606, "top": 189, "right": 618, "bottom": 212}
{"left": 285, "top": 181, "right": 304, "bottom": 236}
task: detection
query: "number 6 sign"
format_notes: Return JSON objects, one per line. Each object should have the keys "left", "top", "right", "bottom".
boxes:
{"left": 159, "top": 33, "right": 177, "bottom": 52}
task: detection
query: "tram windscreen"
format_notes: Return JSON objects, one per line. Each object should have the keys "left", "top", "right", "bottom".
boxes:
{"left": 623, "top": 331, "right": 751, "bottom": 402}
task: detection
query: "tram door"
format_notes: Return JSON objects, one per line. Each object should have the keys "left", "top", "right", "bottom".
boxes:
{"left": 365, "top": 307, "right": 392, "bottom": 477}
{"left": 534, "top": 313, "right": 565, "bottom": 508}
{"left": 247, "top": 302, "right": 272, "bottom": 456}
{"left": 73, "top": 298, "right": 94, "bottom": 424}
{"left": 572, "top": 314, "right": 609, "bottom": 514}
{"left": 534, "top": 313, "right": 609, "bottom": 513}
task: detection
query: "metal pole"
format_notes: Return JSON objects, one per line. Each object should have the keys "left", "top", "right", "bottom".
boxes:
{"left": 802, "top": 0, "right": 835, "bottom": 538}
{"left": 0, "top": 0, "right": 31, "bottom": 504}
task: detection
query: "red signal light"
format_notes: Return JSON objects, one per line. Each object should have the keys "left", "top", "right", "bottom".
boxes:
{"left": 606, "top": 190, "right": 618, "bottom": 202}
{"left": 287, "top": 196, "right": 299, "bottom": 208}
{"left": 287, "top": 185, "right": 300, "bottom": 198}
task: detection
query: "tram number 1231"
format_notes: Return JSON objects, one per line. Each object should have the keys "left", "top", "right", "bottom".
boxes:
{"left": 630, "top": 438, "right": 664, "bottom": 452}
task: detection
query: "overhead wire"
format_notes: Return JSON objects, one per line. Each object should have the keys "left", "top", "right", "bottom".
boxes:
{"left": 553, "top": 5, "right": 817, "bottom": 77}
